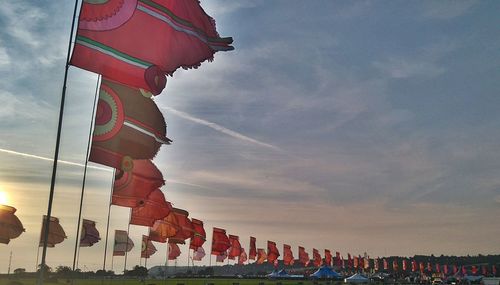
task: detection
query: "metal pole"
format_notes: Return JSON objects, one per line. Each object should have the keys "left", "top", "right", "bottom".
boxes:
{"left": 8, "top": 251, "right": 12, "bottom": 275}
{"left": 102, "top": 169, "right": 115, "bottom": 271}
{"left": 73, "top": 75, "right": 101, "bottom": 271}
{"left": 124, "top": 209, "right": 132, "bottom": 273}
{"left": 38, "top": 1, "right": 79, "bottom": 284}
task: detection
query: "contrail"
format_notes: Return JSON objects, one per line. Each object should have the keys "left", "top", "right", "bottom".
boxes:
{"left": 161, "top": 106, "right": 281, "bottom": 151}
{"left": 0, "top": 147, "right": 111, "bottom": 171}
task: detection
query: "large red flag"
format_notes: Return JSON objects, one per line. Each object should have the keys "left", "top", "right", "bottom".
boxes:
{"left": 0, "top": 205, "right": 25, "bottom": 244}
{"left": 324, "top": 249, "right": 332, "bottom": 266}
{"left": 141, "top": 235, "right": 157, "bottom": 258}
{"left": 112, "top": 160, "right": 163, "bottom": 207}
{"left": 256, "top": 248, "right": 267, "bottom": 264}
{"left": 39, "top": 216, "right": 66, "bottom": 247}
{"left": 313, "top": 248, "right": 322, "bottom": 267}
{"left": 211, "top": 227, "right": 230, "bottom": 255}
{"left": 189, "top": 218, "right": 206, "bottom": 250}
{"left": 89, "top": 79, "right": 171, "bottom": 171}
{"left": 168, "top": 208, "right": 194, "bottom": 244}
{"left": 298, "top": 246, "right": 310, "bottom": 267}
{"left": 168, "top": 242, "right": 181, "bottom": 260}
{"left": 149, "top": 211, "right": 179, "bottom": 243}
{"left": 249, "top": 236, "right": 257, "bottom": 260}
{"left": 129, "top": 189, "right": 172, "bottom": 226}
{"left": 71, "top": 0, "right": 234, "bottom": 95}
{"left": 335, "top": 251, "right": 342, "bottom": 267}
{"left": 228, "top": 235, "right": 242, "bottom": 260}
{"left": 283, "top": 244, "right": 294, "bottom": 266}
{"left": 267, "top": 241, "right": 280, "bottom": 264}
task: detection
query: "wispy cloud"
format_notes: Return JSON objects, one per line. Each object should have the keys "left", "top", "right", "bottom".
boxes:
{"left": 160, "top": 106, "right": 282, "bottom": 151}
{"left": 0, "top": 147, "right": 110, "bottom": 171}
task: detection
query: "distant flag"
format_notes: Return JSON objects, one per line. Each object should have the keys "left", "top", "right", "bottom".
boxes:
{"left": 89, "top": 79, "right": 171, "bottom": 171}
{"left": 168, "top": 242, "right": 181, "bottom": 260}
{"left": 39, "top": 216, "right": 66, "bottom": 247}
{"left": 79, "top": 219, "right": 100, "bottom": 247}
{"left": 443, "top": 264, "right": 448, "bottom": 275}
{"left": 324, "top": 249, "right": 332, "bottom": 266}
{"left": 374, "top": 257, "right": 379, "bottom": 271}
{"left": 436, "top": 263, "right": 441, "bottom": 273}
{"left": 471, "top": 265, "right": 478, "bottom": 275}
{"left": 353, "top": 256, "right": 359, "bottom": 269}
{"left": 112, "top": 159, "right": 164, "bottom": 207}
{"left": 70, "top": 0, "right": 234, "bottom": 95}
{"left": 267, "top": 241, "right": 280, "bottom": 265}
{"left": 0, "top": 205, "right": 25, "bottom": 244}
{"left": 129, "top": 189, "right": 172, "bottom": 226}
{"left": 256, "top": 248, "right": 267, "bottom": 264}
{"left": 211, "top": 227, "right": 230, "bottom": 256}
{"left": 141, "top": 235, "right": 157, "bottom": 258}
{"left": 249, "top": 236, "right": 257, "bottom": 260}
{"left": 383, "top": 258, "right": 388, "bottom": 270}
{"left": 402, "top": 259, "right": 407, "bottom": 271}
{"left": 228, "top": 234, "right": 242, "bottom": 260}
{"left": 393, "top": 259, "right": 399, "bottom": 271}
{"left": 419, "top": 262, "right": 425, "bottom": 273}
{"left": 149, "top": 211, "right": 179, "bottom": 243}
{"left": 481, "top": 265, "right": 487, "bottom": 275}
{"left": 461, "top": 266, "right": 466, "bottom": 275}
{"left": 189, "top": 218, "right": 206, "bottom": 250}
{"left": 298, "top": 246, "right": 310, "bottom": 267}
{"left": 238, "top": 248, "right": 248, "bottom": 265}
{"left": 427, "top": 262, "right": 432, "bottom": 272}
{"left": 313, "top": 248, "right": 322, "bottom": 267}
{"left": 113, "top": 230, "right": 134, "bottom": 256}
{"left": 412, "top": 260, "right": 417, "bottom": 272}
{"left": 341, "top": 255, "right": 345, "bottom": 269}
{"left": 336, "top": 251, "right": 342, "bottom": 267}
{"left": 492, "top": 265, "right": 496, "bottom": 275}
{"left": 192, "top": 246, "right": 206, "bottom": 261}
{"left": 168, "top": 208, "right": 194, "bottom": 244}
{"left": 216, "top": 251, "right": 228, "bottom": 263}
{"left": 453, "top": 265, "right": 458, "bottom": 274}
{"left": 283, "top": 244, "right": 294, "bottom": 266}
{"left": 348, "top": 254, "right": 354, "bottom": 268}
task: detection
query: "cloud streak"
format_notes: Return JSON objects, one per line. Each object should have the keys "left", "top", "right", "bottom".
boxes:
{"left": 0, "top": 147, "right": 110, "bottom": 171}
{"left": 161, "top": 106, "right": 282, "bottom": 151}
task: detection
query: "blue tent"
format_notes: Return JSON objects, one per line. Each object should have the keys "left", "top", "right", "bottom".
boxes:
{"left": 268, "top": 269, "right": 291, "bottom": 278}
{"left": 311, "top": 266, "right": 342, "bottom": 279}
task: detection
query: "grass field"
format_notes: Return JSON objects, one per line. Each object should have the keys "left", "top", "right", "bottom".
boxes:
{"left": 0, "top": 278, "right": 346, "bottom": 285}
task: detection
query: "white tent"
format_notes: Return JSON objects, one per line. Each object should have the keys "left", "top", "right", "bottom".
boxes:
{"left": 345, "top": 273, "right": 370, "bottom": 283}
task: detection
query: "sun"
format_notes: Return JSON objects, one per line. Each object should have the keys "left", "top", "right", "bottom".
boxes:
{"left": 0, "top": 191, "right": 8, "bottom": 205}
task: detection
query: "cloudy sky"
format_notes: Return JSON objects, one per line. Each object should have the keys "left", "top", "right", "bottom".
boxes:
{"left": 0, "top": 0, "right": 499, "bottom": 273}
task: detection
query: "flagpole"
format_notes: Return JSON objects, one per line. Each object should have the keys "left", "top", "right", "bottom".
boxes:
{"left": 72, "top": 75, "right": 101, "bottom": 272}
{"left": 38, "top": 1, "right": 79, "bottom": 284}
{"left": 102, "top": 169, "right": 115, "bottom": 271}
{"left": 124, "top": 209, "right": 132, "bottom": 273}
